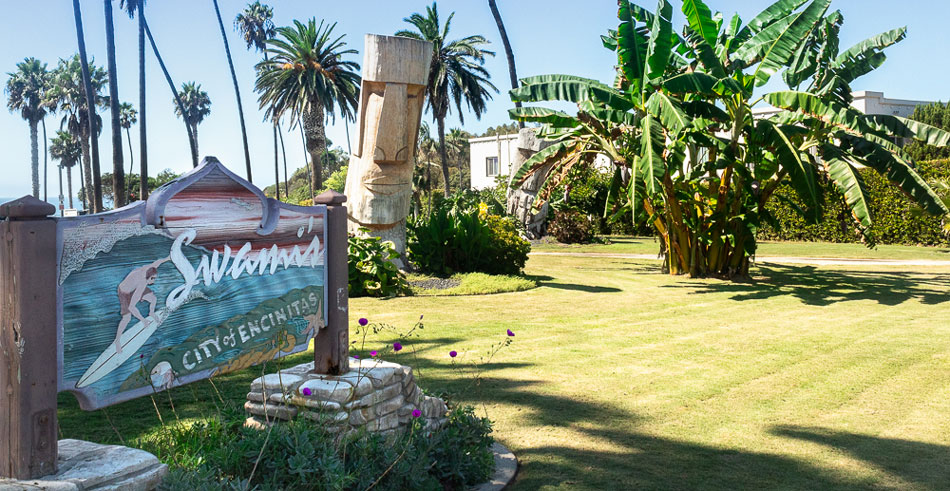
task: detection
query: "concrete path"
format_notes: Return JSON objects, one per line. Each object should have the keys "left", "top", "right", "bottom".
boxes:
{"left": 529, "top": 251, "right": 950, "bottom": 267}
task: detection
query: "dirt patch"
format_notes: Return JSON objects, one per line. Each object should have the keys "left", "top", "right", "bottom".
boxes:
{"left": 409, "top": 278, "right": 462, "bottom": 290}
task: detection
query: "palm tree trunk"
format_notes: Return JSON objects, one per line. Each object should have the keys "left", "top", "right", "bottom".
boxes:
{"left": 29, "top": 119, "right": 39, "bottom": 198}
{"left": 303, "top": 104, "right": 326, "bottom": 193}
{"left": 42, "top": 118, "right": 48, "bottom": 201}
{"left": 212, "top": 0, "right": 252, "bottom": 182}
{"left": 143, "top": 16, "right": 198, "bottom": 167}
{"left": 138, "top": 2, "right": 148, "bottom": 199}
{"left": 192, "top": 124, "right": 199, "bottom": 159}
{"left": 104, "top": 0, "right": 126, "bottom": 208}
{"left": 73, "top": 0, "right": 104, "bottom": 212}
{"left": 488, "top": 0, "right": 523, "bottom": 130}
{"left": 299, "top": 118, "right": 314, "bottom": 203}
{"left": 80, "top": 128, "right": 92, "bottom": 211}
{"left": 273, "top": 123, "right": 280, "bottom": 199}
{"left": 66, "top": 165, "right": 74, "bottom": 210}
{"left": 278, "top": 124, "right": 289, "bottom": 198}
{"left": 126, "top": 128, "right": 135, "bottom": 200}
{"left": 57, "top": 161, "right": 64, "bottom": 216}
{"left": 437, "top": 116, "right": 450, "bottom": 197}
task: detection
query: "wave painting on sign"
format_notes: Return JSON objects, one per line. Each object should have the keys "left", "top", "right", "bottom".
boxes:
{"left": 56, "top": 158, "right": 327, "bottom": 410}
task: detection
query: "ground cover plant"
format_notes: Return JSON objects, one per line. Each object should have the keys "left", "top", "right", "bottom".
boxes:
{"left": 57, "top": 250, "right": 950, "bottom": 489}
{"left": 510, "top": 0, "right": 950, "bottom": 278}
{"left": 407, "top": 272, "right": 537, "bottom": 296}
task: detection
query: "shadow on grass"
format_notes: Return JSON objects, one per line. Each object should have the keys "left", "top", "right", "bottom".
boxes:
{"left": 668, "top": 264, "right": 950, "bottom": 306}
{"left": 420, "top": 373, "right": 950, "bottom": 490}
{"left": 537, "top": 282, "right": 623, "bottom": 294}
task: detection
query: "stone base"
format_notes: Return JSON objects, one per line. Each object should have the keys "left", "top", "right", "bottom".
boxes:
{"left": 245, "top": 357, "right": 447, "bottom": 437}
{"left": 0, "top": 440, "right": 167, "bottom": 490}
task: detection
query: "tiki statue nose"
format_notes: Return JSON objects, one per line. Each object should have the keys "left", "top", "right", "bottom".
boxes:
{"left": 373, "top": 82, "right": 409, "bottom": 164}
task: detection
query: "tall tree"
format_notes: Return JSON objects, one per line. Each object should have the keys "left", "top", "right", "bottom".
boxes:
{"left": 255, "top": 19, "right": 360, "bottom": 192}
{"left": 212, "top": 0, "right": 252, "bottom": 182}
{"left": 46, "top": 55, "right": 107, "bottom": 211}
{"left": 487, "top": 0, "right": 522, "bottom": 129}
{"left": 5, "top": 57, "right": 49, "bottom": 198}
{"left": 142, "top": 17, "right": 198, "bottom": 166}
{"left": 396, "top": 2, "right": 498, "bottom": 197}
{"left": 72, "top": 0, "right": 105, "bottom": 212}
{"left": 50, "top": 130, "right": 82, "bottom": 209}
{"left": 236, "top": 1, "right": 279, "bottom": 195}
{"left": 120, "top": 0, "right": 148, "bottom": 199}
{"left": 173, "top": 82, "right": 212, "bottom": 157}
{"left": 119, "top": 102, "right": 137, "bottom": 199}
{"left": 103, "top": 0, "right": 126, "bottom": 207}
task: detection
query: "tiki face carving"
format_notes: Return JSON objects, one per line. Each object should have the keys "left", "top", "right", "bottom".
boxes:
{"left": 345, "top": 34, "right": 432, "bottom": 229}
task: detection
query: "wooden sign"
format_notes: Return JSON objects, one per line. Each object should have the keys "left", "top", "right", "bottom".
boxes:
{"left": 56, "top": 158, "right": 327, "bottom": 410}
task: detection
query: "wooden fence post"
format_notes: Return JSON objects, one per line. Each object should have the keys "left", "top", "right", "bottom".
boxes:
{"left": 0, "top": 196, "right": 58, "bottom": 479}
{"left": 313, "top": 190, "right": 349, "bottom": 375}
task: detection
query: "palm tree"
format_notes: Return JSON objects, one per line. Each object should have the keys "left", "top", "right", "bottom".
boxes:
{"left": 173, "top": 82, "right": 211, "bottom": 157}
{"left": 120, "top": 0, "right": 148, "bottom": 199}
{"left": 46, "top": 55, "right": 107, "bottom": 211}
{"left": 138, "top": 15, "right": 197, "bottom": 167}
{"left": 50, "top": 130, "right": 82, "bottom": 209}
{"left": 211, "top": 0, "right": 252, "bottom": 182}
{"left": 5, "top": 57, "right": 49, "bottom": 198}
{"left": 72, "top": 0, "right": 105, "bottom": 212}
{"left": 119, "top": 102, "right": 137, "bottom": 199}
{"left": 396, "top": 2, "right": 497, "bottom": 197}
{"left": 487, "top": 0, "right": 522, "bottom": 130}
{"left": 103, "top": 0, "right": 126, "bottom": 207}
{"left": 236, "top": 1, "right": 279, "bottom": 195}
{"left": 255, "top": 19, "right": 360, "bottom": 193}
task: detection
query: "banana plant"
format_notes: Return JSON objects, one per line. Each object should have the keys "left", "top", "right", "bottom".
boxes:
{"left": 509, "top": 0, "right": 950, "bottom": 279}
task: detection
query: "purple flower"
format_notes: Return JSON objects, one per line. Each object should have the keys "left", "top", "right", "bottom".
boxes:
{"left": 449, "top": 350, "right": 457, "bottom": 358}
{"left": 302, "top": 387, "right": 312, "bottom": 396}
{"left": 507, "top": 329, "right": 515, "bottom": 337}
{"left": 358, "top": 318, "right": 368, "bottom": 326}
{"left": 353, "top": 355, "right": 360, "bottom": 359}
{"left": 412, "top": 409, "right": 422, "bottom": 418}
{"left": 371, "top": 350, "right": 378, "bottom": 357}
{"left": 393, "top": 342, "right": 403, "bottom": 351}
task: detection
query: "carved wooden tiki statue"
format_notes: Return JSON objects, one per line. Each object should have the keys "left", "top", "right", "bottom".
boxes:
{"left": 344, "top": 34, "right": 433, "bottom": 263}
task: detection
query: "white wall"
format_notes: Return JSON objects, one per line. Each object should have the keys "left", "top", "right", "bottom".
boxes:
{"left": 751, "top": 90, "right": 932, "bottom": 119}
{"left": 469, "top": 134, "right": 519, "bottom": 190}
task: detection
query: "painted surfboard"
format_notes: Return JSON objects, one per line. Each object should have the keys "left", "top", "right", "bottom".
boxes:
{"left": 76, "top": 308, "right": 169, "bottom": 388}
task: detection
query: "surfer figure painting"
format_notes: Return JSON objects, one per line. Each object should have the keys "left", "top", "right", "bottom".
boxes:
{"left": 115, "top": 257, "right": 170, "bottom": 353}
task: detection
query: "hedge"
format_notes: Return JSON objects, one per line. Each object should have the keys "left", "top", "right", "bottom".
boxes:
{"left": 758, "top": 159, "right": 950, "bottom": 246}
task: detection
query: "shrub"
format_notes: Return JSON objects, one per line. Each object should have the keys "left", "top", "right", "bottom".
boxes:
{"left": 760, "top": 159, "right": 950, "bottom": 246}
{"left": 148, "top": 405, "right": 494, "bottom": 490}
{"left": 408, "top": 207, "right": 530, "bottom": 276}
{"left": 349, "top": 232, "right": 411, "bottom": 297}
{"left": 548, "top": 209, "right": 597, "bottom": 244}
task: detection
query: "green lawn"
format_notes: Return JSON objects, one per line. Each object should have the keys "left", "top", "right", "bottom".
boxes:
{"left": 58, "top": 253, "right": 950, "bottom": 489}
{"left": 533, "top": 236, "right": 950, "bottom": 261}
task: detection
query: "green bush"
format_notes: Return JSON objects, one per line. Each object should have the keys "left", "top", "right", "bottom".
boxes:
{"left": 148, "top": 405, "right": 494, "bottom": 490}
{"left": 760, "top": 159, "right": 950, "bottom": 246}
{"left": 408, "top": 207, "right": 530, "bottom": 276}
{"left": 349, "top": 232, "right": 411, "bottom": 297}
{"left": 549, "top": 165, "right": 654, "bottom": 236}
{"left": 548, "top": 210, "right": 597, "bottom": 244}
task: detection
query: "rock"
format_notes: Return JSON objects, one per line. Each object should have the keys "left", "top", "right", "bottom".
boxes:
{"left": 375, "top": 395, "right": 405, "bottom": 417}
{"left": 421, "top": 396, "right": 447, "bottom": 419}
{"left": 371, "top": 412, "right": 400, "bottom": 432}
{"left": 246, "top": 391, "right": 265, "bottom": 403}
{"left": 357, "top": 383, "right": 401, "bottom": 407}
{"left": 297, "top": 379, "right": 353, "bottom": 403}
{"left": 359, "top": 366, "right": 396, "bottom": 388}
{"left": 244, "top": 401, "right": 297, "bottom": 421}
{"left": 0, "top": 439, "right": 167, "bottom": 491}
{"left": 348, "top": 408, "right": 370, "bottom": 426}
{"left": 250, "top": 373, "right": 303, "bottom": 392}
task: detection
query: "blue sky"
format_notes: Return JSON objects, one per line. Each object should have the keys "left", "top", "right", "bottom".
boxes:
{"left": 3, "top": 0, "right": 949, "bottom": 201}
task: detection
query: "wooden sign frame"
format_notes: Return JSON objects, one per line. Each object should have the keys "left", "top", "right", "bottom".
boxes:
{"left": 1, "top": 157, "right": 350, "bottom": 478}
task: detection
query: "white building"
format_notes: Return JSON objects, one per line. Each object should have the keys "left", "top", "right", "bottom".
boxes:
{"left": 752, "top": 90, "right": 932, "bottom": 119}
{"left": 468, "top": 132, "right": 611, "bottom": 190}
{"left": 468, "top": 133, "right": 519, "bottom": 190}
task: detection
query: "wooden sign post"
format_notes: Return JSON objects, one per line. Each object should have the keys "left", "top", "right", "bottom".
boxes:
{"left": 0, "top": 158, "right": 349, "bottom": 479}
{"left": 0, "top": 196, "right": 59, "bottom": 479}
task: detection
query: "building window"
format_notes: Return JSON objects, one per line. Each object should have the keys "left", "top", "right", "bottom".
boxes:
{"left": 486, "top": 156, "right": 499, "bottom": 176}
